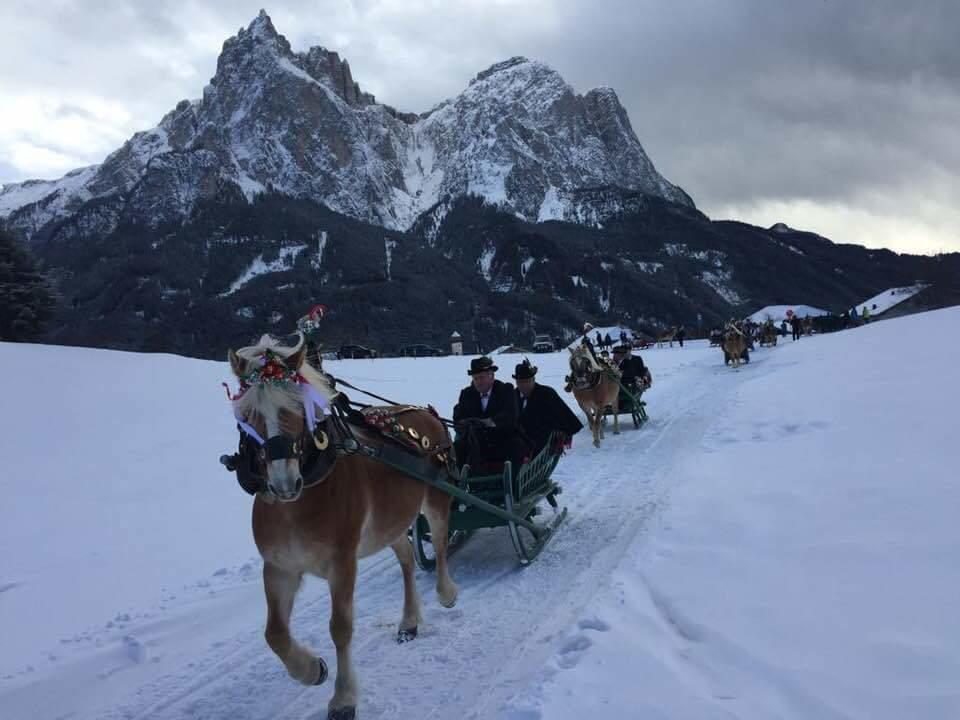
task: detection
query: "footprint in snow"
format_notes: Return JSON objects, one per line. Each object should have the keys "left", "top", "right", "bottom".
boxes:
{"left": 556, "top": 634, "right": 592, "bottom": 669}
{"left": 123, "top": 635, "right": 148, "bottom": 664}
{"left": 577, "top": 616, "right": 611, "bottom": 632}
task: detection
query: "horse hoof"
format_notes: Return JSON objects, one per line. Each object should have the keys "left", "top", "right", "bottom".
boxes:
{"left": 397, "top": 626, "right": 418, "bottom": 644}
{"left": 312, "top": 656, "right": 329, "bottom": 685}
{"left": 328, "top": 706, "right": 356, "bottom": 720}
{"left": 438, "top": 588, "right": 458, "bottom": 608}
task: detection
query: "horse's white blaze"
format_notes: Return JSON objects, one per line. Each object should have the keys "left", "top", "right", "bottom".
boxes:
{"left": 264, "top": 409, "right": 301, "bottom": 497}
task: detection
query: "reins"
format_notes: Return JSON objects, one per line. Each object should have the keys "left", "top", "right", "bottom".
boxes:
{"left": 331, "top": 375, "right": 458, "bottom": 429}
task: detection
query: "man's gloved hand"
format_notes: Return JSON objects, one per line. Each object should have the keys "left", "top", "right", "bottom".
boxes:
{"left": 456, "top": 417, "right": 485, "bottom": 431}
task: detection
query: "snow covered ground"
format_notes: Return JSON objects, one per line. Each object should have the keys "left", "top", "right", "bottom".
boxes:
{"left": 1, "top": 308, "right": 958, "bottom": 720}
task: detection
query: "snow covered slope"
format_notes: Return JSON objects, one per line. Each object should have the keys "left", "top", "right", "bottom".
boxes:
{"left": 0, "top": 11, "right": 690, "bottom": 239}
{"left": 509, "top": 308, "right": 960, "bottom": 720}
{"left": 2, "top": 308, "right": 958, "bottom": 720}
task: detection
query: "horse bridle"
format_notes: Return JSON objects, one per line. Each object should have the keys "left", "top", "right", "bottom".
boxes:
{"left": 570, "top": 352, "right": 601, "bottom": 390}
{"left": 223, "top": 408, "right": 337, "bottom": 497}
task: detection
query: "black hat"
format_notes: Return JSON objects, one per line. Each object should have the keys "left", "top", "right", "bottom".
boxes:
{"left": 512, "top": 359, "right": 538, "bottom": 380}
{"left": 468, "top": 356, "right": 498, "bottom": 375}
{"left": 613, "top": 343, "right": 631, "bottom": 354}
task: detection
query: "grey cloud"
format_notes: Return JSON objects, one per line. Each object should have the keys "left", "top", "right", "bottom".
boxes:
{"left": 54, "top": 104, "right": 99, "bottom": 121}
{"left": 2, "top": 0, "right": 958, "bottom": 250}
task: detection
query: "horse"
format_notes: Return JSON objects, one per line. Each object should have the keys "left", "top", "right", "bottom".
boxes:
{"left": 721, "top": 324, "right": 749, "bottom": 368}
{"left": 226, "top": 334, "right": 458, "bottom": 720}
{"left": 656, "top": 327, "right": 676, "bottom": 348}
{"left": 567, "top": 345, "right": 621, "bottom": 447}
{"left": 760, "top": 320, "right": 778, "bottom": 347}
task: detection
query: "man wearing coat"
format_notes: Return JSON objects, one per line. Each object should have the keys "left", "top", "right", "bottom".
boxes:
{"left": 612, "top": 344, "right": 651, "bottom": 392}
{"left": 453, "top": 356, "right": 530, "bottom": 469}
{"left": 514, "top": 359, "right": 583, "bottom": 454}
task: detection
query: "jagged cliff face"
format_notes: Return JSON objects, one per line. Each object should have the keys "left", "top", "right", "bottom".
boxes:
{"left": 0, "top": 11, "right": 691, "bottom": 240}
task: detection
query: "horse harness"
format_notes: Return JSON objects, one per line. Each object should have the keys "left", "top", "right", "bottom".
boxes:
{"left": 220, "top": 400, "right": 455, "bottom": 497}
{"left": 571, "top": 358, "right": 621, "bottom": 391}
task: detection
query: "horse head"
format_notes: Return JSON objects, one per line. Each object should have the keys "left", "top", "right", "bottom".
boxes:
{"left": 568, "top": 345, "right": 600, "bottom": 388}
{"left": 227, "top": 333, "right": 336, "bottom": 502}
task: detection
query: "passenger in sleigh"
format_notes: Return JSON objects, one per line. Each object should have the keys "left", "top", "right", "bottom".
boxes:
{"left": 612, "top": 344, "right": 652, "bottom": 396}
{"left": 514, "top": 359, "right": 583, "bottom": 454}
{"left": 453, "top": 356, "right": 531, "bottom": 471}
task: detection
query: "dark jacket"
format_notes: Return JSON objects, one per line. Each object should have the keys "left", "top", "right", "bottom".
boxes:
{"left": 453, "top": 379, "right": 528, "bottom": 466}
{"left": 517, "top": 383, "right": 584, "bottom": 452}
{"left": 453, "top": 379, "right": 519, "bottom": 431}
{"left": 618, "top": 355, "right": 648, "bottom": 388}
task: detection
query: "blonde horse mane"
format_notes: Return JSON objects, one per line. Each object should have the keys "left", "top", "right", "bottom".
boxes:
{"left": 232, "top": 333, "right": 337, "bottom": 420}
{"left": 569, "top": 343, "right": 602, "bottom": 372}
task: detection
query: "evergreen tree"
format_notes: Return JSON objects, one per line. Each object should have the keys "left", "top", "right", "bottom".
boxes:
{"left": 0, "top": 229, "right": 58, "bottom": 341}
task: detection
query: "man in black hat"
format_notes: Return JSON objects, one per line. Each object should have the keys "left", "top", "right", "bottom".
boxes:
{"left": 612, "top": 344, "right": 651, "bottom": 395}
{"left": 514, "top": 359, "right": 583, "bottom": 454}
{"left": 453, "top": 356, "right": 530, "bottom": 469}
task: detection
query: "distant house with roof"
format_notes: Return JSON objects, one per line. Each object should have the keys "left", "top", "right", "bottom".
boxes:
{"left": 849, "top": 284, "right": 929, "bottom": 319}
{"left": 853, "top": 283, "right": 960, "bottom": 322}
{"left": 747, "top": 305, "right": 830, "bottom": 324}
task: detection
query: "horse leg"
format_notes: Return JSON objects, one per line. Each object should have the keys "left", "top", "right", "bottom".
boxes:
{"left": 390, "top": 538, "right": 423, "bottom": 642}
{"left": 263, "top": 562, "right": 327, "bottom": 686}
{"left": 612, "top": 403, "right": 621, "bottom": 435}
{"left": 591, "top": 409, "right": 601, "bottom": 447}
{"left": 327, "top": 556, "right": 359, "bottom": 720}
{"left": 423, "top": 487, "right": 459, "bottom": 608}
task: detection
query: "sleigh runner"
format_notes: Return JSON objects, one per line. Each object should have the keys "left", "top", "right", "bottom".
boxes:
{"left": 410, "top": 431, "right": 567, "bottom": 569}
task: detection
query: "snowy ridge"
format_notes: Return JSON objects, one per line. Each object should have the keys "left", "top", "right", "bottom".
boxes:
{"left": 1, "top": 12, "right": 691, "bottom": 240}
{"left": 700, "top": 268, "right": 743, "bottom": 305}
{"left": 219, "top": 245, "right": 308, "bottom": 296}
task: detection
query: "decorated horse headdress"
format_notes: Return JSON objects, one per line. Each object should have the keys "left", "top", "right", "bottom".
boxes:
{"left": 225, "top": 333, "right": 336, "bottom": 445}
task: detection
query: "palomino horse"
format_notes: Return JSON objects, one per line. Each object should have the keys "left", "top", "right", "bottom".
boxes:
{"left": 567, "top": 345, "right": 621, "bottom": 447}
{"left": 761, "top": 321, "right": 778, "bottom": 347}
{"left": 227, "top": 334, "right": 457, "bottom": 720}
{"left": 656, "top": 327, "right": 677, "bottom": 348}
{"left": 722, "top": 324, "right": 749, "bottom": 368}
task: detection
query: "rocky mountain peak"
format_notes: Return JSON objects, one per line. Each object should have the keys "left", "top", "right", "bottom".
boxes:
{"left": 473, "top": 56, "right": 532, "bottom": 83}
{"left": 1, "top": 11, "right": 692, "bottom": 238}
{"left": 216, "top": 10, "right": 290, "bottom": 73}
{"left": 301, "top": 46, "right": 376, "bottom": 107}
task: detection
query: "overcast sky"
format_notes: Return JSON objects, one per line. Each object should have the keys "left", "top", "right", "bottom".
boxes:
{"left": 2, "top": 0, "right": 958, "bottom": 254}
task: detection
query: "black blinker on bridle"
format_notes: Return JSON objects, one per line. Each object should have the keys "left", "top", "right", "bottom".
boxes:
{"left": 264, "top": 434, "right": 298, "bottom": 461}
{"left": 221, "top": 419, "right": 335, "bottom": 497}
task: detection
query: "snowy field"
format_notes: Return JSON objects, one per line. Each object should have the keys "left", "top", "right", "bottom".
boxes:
{"left": 2, "top": 308, "right": 958, "bottom": 720}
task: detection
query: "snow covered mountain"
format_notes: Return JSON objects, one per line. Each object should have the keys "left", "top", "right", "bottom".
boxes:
{"left": 0, "top": 10, "right": 690, "bottom": 239}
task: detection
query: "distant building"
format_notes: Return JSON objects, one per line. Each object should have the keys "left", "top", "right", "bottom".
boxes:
{"left": 848, "top": 284, "right": 931, "bottom": 319}
{"left": 866, "top": 284, "right": 960, "bottom": 322}
{"left": 450, "top": 331, "right": 463, "bottom": 356}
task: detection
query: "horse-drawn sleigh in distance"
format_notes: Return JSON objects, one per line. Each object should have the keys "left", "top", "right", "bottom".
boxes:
{"left": 564, "top": 343, "right": 650, "bottom": 445}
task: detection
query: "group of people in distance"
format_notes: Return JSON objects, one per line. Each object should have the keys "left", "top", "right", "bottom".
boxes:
{"left": 452, "top": 326, "right": 651, "bottom": 470}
